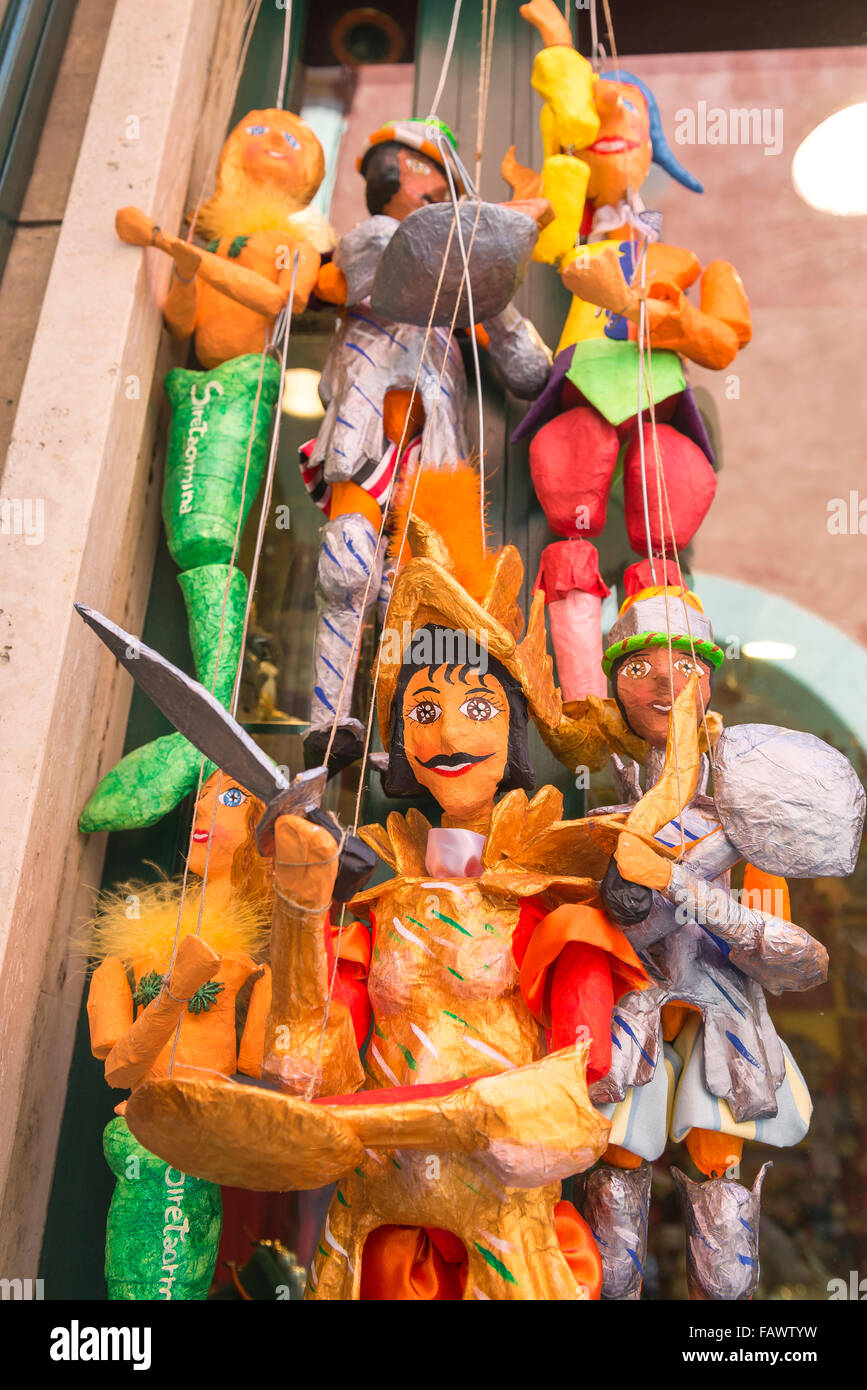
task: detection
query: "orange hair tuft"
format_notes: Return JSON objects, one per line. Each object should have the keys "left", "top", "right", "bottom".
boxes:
{"left": 389, "top": 462, "right": 498, "bottom": 604}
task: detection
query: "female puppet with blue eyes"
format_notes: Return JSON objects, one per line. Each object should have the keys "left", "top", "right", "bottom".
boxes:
{"left": 85, "top": 771, "right": 274, "bottom": 1299}
{"left": 81, "top": 111, "right": 337, "bottom": 836}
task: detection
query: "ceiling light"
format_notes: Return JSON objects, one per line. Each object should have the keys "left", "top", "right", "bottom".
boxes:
{"left": 792, "top": 104, "right": 867, "bottom": 215}
{"left": 282, "top": 368, "right": 324, "bottom": 418}
{"left": 742, "top": 641, "right": 797, "bottom": 661}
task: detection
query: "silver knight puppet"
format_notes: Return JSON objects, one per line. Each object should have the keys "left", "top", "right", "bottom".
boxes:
{"left": 570, "top": 585, "right": 864, "bottom": 1300}
{"left": 300, "top": 117, "right": 553, "bottom": 769}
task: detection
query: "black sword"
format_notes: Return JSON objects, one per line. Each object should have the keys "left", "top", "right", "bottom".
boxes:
{"left": 74, "top": 602, "right": 376, "bottom": 902}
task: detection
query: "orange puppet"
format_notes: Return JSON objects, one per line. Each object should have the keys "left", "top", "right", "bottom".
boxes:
{"left": 86, "top": 772, "right": 273, "bottom": 1299}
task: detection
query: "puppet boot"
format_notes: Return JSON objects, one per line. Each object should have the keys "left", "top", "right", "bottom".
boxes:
{"left": 583, "top": 1160, "right": 651, "bottom": 1300}
{"left": 304, "top": 511, "right": 383, "bottom": 772}
{"left": 535, "top": 537, "right": 610, "bottom": 701}
{"left": 80, "top": 564, "right": 248, "bottom": 832}
{"left": 103, "top": 1117, "right": 221, "bottom": 1300}
{"left": 672, "top": 1161, "right": 771, "bottom": 1300}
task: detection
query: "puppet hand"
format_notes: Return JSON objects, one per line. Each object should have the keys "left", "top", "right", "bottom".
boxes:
{"left": 519, "top": 0, "right": 573, "bottom": 47}
{"left": 561, "top": 245, "right": 631, "bottom": 312}
{"left": 615, "top": 832, "right": 672, "bottom": 891}
{"left": 274, "top": 814, "right": 338, "bottom": 913}
{"left": 601, "top": 858, "right": 652, "bottom": 926}
{"left": 500, "top": 146, "right": 545, "bottom": 201}
{"left": 315, "top": 261, "right": 348, "bottom": 306}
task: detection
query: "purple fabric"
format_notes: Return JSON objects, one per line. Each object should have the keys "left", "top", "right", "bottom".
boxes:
{"left": 670, "top": 386, "right": 715, "bottom": 465}
{"left": 511, "top": 345, "right": 716, "bottom": 466}
{"left": 510, "top": 347, "right": 573, "bottom": 443}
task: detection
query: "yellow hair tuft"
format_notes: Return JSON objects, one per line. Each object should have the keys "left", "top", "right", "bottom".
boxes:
{"left": 82, "top": 877, "right": 270, "bottom": 973}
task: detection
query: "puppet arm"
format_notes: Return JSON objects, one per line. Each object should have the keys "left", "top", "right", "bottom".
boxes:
{"left": 318, "top": 1043, "right": 610, "bottom": 1185}
{"left": 515, "top": 898, "right": 649, "bottom": 1084}
{"left": 505, "top": 21, "right": 599, "bottom": 269}
{"left": 102, "top": 936, "right": 222, "bottom": 1089}
{"left": 316, "top": 261, "right": 348, "bottom": 306}
{"left": 87, "top": 957, "right": 135, "bottom": 1059}
{"left": 616, "top": 833, "right": 828, "bottom": 994}
{"left": 664, "top": 861, "right": 828, "bottom": 994}
{"left": 562, "top": 243, "right": 751, "bottom": 369}
{"left": 236, "top": 964, "right": 272, "bottom": 1079}
{"left": 522, "top": 2, "right": 599, "bottom": 147}
{"left": 263, "top": 814, "right": 366, "bottom": 1098}
{"left": 276, "top": 238, "right": 321, "bottom": 315}
{"left": 332, "top": 214, "right": 397, "bottom": 306}
{"left": 163, "top": 240, "right": 201, "bottom": 341}
{"left": 478, "top": 302, "right": 553, "bottom": 399}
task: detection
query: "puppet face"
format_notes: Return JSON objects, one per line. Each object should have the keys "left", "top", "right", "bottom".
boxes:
{"left": 581, "top": 80, "right": 653, "bottom": 207}
{"left": 401, "top": 664, "right": 510, "bottom": 821}
{"left": 615, "top": 646, "right": 711, "bottom": 748}
{"left": 229, "top": 109, "right": 325, "bottom": 201}
{"left": 382, "top": 147, "right": 450, "bottom": 221}
{"left": 188, "top": 773, "right": 255, "bottom": 881}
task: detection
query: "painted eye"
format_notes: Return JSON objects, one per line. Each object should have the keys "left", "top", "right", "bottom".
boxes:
{"left": 407, "top": 700, "right": 441, "bottom": 725}
{"left": 622, "top": 658, "right": 651, "bottom": 679}
{"left": 218, "top": 787, "right": 245, "bottom": 807}
{"left": 282, "top": 130, "right": 301, "bottom": 150}
{"left": 459, "top": 696, "right": 500, "bottom": 722}
{"left": 675, "top": 656, "right": 700, "bottom": 677}
{"left": 245, "top": 125, "right": 268, "bottom": 136}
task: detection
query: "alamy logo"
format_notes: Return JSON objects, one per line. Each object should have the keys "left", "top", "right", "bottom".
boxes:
{"left": 674, "top": 103, "right": 783, "bottom": 157}
{"left": 0, "top": 1276, "right": 44, "bottom": 1299}
{"left": 0, "top": 497, "right": 44, "bottom": 545}
{"left": 379, "top": 621, "right": 489, "bottom": 675}
{"left": 49, "top": 1321, "right": 152, "bottom": 1370}
{"left": 827, "top": 1271, "right": 867, "bottom": 1300}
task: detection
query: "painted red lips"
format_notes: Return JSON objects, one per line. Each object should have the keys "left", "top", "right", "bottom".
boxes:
{"left": 588, "top": 135, "right": 641, "bottom": 155}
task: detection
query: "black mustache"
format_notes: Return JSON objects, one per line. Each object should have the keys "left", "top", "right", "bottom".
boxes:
{"left": 414, "top": 752, "right": 492, "bottom": 769}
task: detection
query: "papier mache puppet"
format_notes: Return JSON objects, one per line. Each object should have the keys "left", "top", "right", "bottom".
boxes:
{"left": 543, "top": 584, "right": 865, "bottom": 1300}
{"left": 77, "top": 487, "right": 864, "bottom": 1300}
{"left": 112, "top": 485, "right": 687, "bottom": 1302}
{"left": 504, "top": 0, "right": 751, "bottom": 701}
{"left": 86, "top": 771, "right": 273, "bottom": 1299}
{"left": 299, "top": 117, "right": 554, "bottom": 771}
{"left": 81, "top": 110, "right": 335, "bottom": 834}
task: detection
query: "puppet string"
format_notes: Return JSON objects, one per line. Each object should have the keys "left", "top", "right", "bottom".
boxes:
{"left": 320, "top": 215, "right": 460, "bottom": 770}
{"left": 438, "top": 144, "right": 486, "bottom": 546}
{"left": 187, "top": 0, "right": 264, "bottom": 243}
{"left": 231, "top": 253, "right": 298, "bottom": 716}
{"left": 631, "top": 240, "right": 685, "bottom": 849}
{"left": 642, "top": 340, "right": 717, "bottom": 772}
{"left": 315, "top": 5, "right": 496, "bottom": 1079}
{"left": 314, "top": 192, "right": 488, "bottom": 1091}
{"left": 169, "top": 1062, "right": 236, "bottom": 1083}
{"left": 438, "top": 1, "right": 497, "bottom": 544}
{"left": 323, "top": 0, "right": 496, "bottom": 766}
{"left": 475, "top": 0, "right": 498, "bottom": 186}
{"left": 312, "top": 223, "right": 471, "bottom": 1089}
{"left": 274, "top": 891, "right": 336, "bottom": 914}
{"left": 276, "top": 0, "right": 293, "bottom": 111}
{"left": 426, "top": 0, "right": 463, "bottom": 120}
{"left": 166, "top": 324, "right": 270, "bottom": 1066}
{"left": 163, "top": 8, "right": 295, "bottom": 1076}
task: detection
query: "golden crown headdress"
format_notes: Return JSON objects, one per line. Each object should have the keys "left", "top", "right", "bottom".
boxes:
{"left": 377, "top": 515, "right": 562, "bottom": 748}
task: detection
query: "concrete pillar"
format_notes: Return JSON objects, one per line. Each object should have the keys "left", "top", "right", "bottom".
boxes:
{"left": 0, "top": 0, "right": 246, "bottom": 1274}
